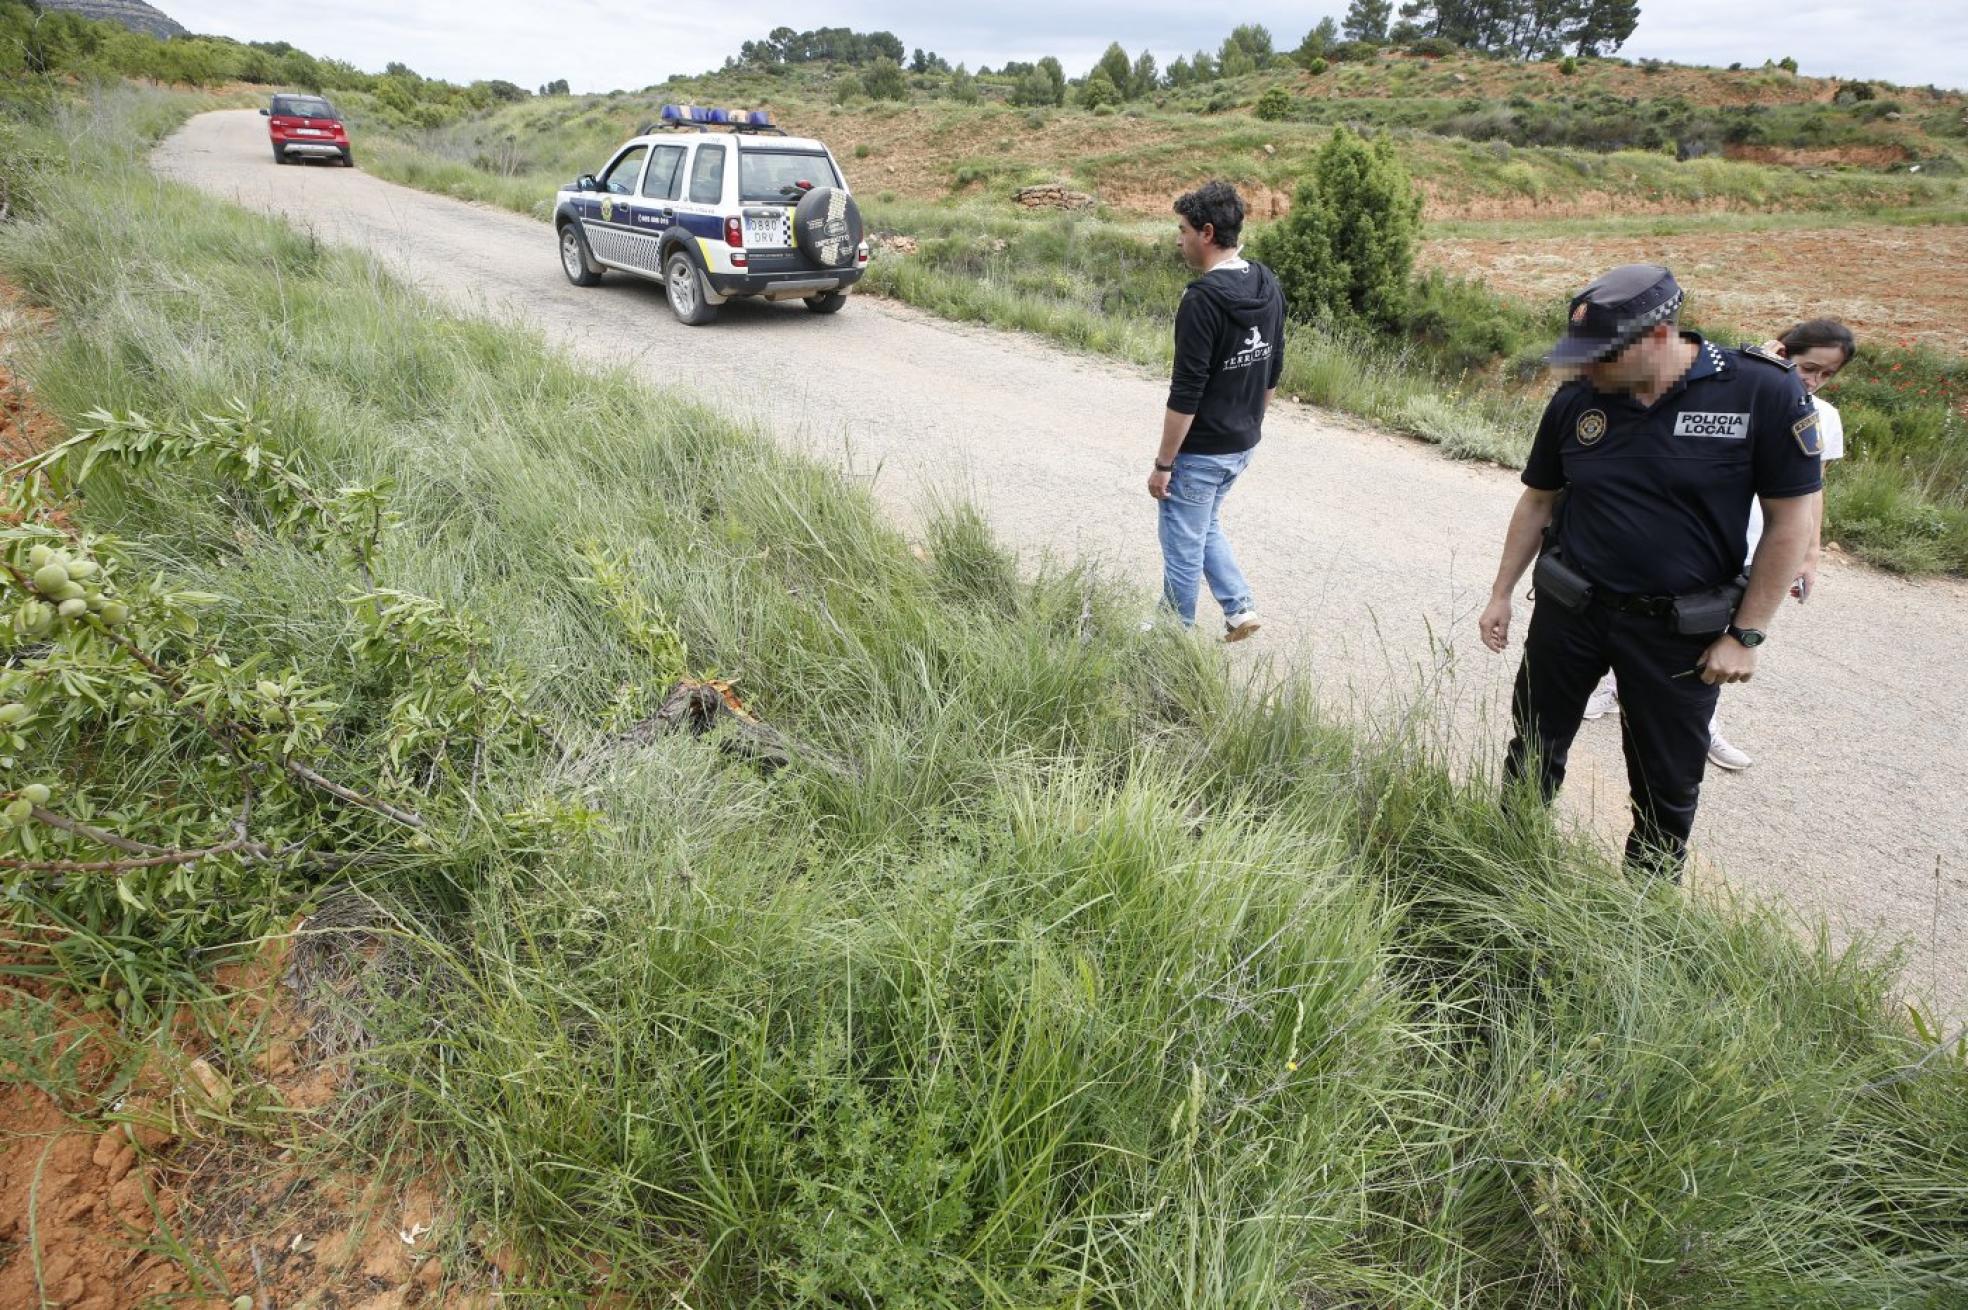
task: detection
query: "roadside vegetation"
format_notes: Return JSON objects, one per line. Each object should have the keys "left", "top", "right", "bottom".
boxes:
{"left": 4, "top": 80, "right": 1968, "bottom": 1305}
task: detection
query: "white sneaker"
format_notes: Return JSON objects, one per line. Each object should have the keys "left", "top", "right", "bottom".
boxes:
{"left": 1223, "top": 611, "right": 1262, "bottom": 643}
{"left": 1582, "top": 685, "right": 1620, "bottom": 721}
{"left": 1707, "top": 734, "right": 1753, "bottom": 771}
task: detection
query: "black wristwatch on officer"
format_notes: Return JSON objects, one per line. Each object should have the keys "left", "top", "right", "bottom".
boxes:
{"left": 1153, "top": 459, "right": 1175, "bottom": 472}
{"left": 1726, "top": 623, "right": 1766, "bottom": 648}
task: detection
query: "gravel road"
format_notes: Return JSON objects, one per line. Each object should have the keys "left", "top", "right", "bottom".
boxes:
{"left": 156, "top": 111, "right": 1967, "bottom": 1017}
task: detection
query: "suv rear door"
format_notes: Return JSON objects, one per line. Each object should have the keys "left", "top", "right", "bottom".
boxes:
{"left": 627, "top": 143, "right": 687, "bottom": 257}
{"left": 737, "top": 147, "right": 845, "bottom": 273}
{"left": 674, "top": 141, "right": 730, "bottom": 254}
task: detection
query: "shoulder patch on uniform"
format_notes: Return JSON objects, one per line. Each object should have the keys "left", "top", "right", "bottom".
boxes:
{"left": 1792, "top": 408, "right": 1824, "bottom": 457}
{"left": 1576, "top": 409, "right": 1607, "bottom": 445}
{"left": 1741, "top": 343, "right": 1794, "bottom": 370}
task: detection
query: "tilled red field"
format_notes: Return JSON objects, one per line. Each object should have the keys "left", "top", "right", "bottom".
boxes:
{"left": 1421, "top": 222, "right": 1968, "bottom": 353}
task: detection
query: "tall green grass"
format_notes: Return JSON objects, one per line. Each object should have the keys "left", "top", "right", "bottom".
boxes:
{"left": 3, "top": 85, "right": 1965, "bottom": 1306}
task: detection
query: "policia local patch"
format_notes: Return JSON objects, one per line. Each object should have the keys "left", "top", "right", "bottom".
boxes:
{"left": 1673, "top": 411, "right": 1749, "bottom": 439}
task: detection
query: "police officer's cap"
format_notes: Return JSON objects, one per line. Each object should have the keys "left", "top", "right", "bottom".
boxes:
{"left": 1546, "top": 264, "right": 1685, "bottom": 367}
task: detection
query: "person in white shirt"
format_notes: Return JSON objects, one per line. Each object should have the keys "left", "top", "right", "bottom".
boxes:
{"left": 1581, "top": 318, "right": 1857, "bottom": 770}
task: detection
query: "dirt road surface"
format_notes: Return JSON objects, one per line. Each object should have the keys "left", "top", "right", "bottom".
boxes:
{"left": 155, "top": 111, "right": 1967, "bottom": 1017}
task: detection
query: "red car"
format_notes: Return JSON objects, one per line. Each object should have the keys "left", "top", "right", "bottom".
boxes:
{"left": 261, "top": 94, "right": 353, "bottom": 167}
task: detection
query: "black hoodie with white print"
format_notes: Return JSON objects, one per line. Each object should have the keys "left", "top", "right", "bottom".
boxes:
{"left": 1166, "top": 255, "right": 1287, "bottom": 455}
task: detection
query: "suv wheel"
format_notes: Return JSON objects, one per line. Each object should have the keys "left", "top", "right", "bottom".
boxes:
{"left": 340, "top": 148, "right": 355, "bottom": 168}
{"left": 803, "top": 292, "right": 848, "bottom": 315}
{"left": 272, "top": 145, "right": 287, "bottom": 165}
{"left": 664, "top": 252, "right": 717, "bottom": 326}
{"left": 559, "top": 223, "right": 603, "bottom": 287}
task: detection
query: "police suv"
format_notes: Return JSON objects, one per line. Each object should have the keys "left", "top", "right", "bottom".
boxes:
{"left": 554, "top": 106, "right": 867, "bottom": 326}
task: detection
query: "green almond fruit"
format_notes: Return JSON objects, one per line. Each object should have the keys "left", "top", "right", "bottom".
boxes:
{"left": 31, "top": 563, "right": 69, "bottom": 593}
{"left": 0, "top": 704, "right": 27, "bottom": 724}
{"left": 3, "top": 798, "right": 31, "bottom": 823}
{"left": 101, "top": 602, "right": 129, "bottom": 626}
{"left": 57, "top": 598, "right": 89, "bottom": 620}
{"left": 51, "top": 581, "right": 85, "bottom": 602}
{"left": 20, "top": 783, "right": 49, "bottom": 806}
{"left": 27, "top": 545, "right": 54, "bottom": 569}
{"left": 66, "top": 559, "right": 99, "bottom": 580}
{"left": 256, "top": 680, "right": 282, "bottom": 700}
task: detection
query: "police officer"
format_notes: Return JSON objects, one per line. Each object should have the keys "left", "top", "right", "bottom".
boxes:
{"left": 1477, "top": 264, "right": 1823, "bottom": 878}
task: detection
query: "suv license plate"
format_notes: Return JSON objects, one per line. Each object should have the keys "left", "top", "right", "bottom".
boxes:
{"left": 745, "top": 215, "right": 785, "bottom": 247}
{"left": 296, "top": 128, "right": 325, "bottom": 136}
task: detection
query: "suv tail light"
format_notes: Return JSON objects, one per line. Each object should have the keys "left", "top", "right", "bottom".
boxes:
{"left": 724, "top": 215, "right": 743, "bottom": 247}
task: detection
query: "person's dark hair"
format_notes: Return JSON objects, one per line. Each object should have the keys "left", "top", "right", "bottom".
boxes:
{"left": 1778, "top": 317, "right": 1857, "bottom": 365}
{"left": 1173, "top": 181, "right": 1245, "bottom": 248}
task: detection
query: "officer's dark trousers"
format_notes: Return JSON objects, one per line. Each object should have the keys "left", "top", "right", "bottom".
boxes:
{"left": 1503, "top": 597, "right": 1722, "bottom": 877}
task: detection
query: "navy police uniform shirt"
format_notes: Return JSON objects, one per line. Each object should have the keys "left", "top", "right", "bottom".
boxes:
{"left": 1522, "top": 333, "right": 1822, "bottom": 596}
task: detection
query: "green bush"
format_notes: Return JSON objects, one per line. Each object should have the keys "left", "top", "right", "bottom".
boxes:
{"left": 1560, "top": 55, "right": 1578, "bottom": 76}
{"left": 1778, "top": 56, "right": 1800, "bottom": 73}
{"left": 1408, "top": 36, "right": 1458, "bottom": 58}
{"left": 830, "top": 74, "right": 863, "bottom": 104}
{"left": 1079, "top": 71, "right": 1122, "bottom": 110}
{"left": 1307, "top": 57, "right": 1330, "bottom": 76}
{"left": 1254, "top": 85, "right": 1295, "bottom": 121}
{"left": 861, "top": 58, "right": 908, "bottom": 101}
{"left": 1250, "top": 126, "right": 1422, "bottom": 329}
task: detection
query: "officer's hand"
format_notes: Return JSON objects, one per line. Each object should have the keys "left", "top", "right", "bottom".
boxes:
{"left": 1760, "top": 338, "right": 1788, "bottom": 359}
{"left": 1699, "top": 634, "right": 1758, "bottom": 685}
{"left": 1792, "top": 546, "right": 1821, "bottom": 603}
{"left": 1478, "top": 596, "right": 1512, "bottom": 653}
{"left": 1148, "top": 469, "right": 1172, "bottom": 501}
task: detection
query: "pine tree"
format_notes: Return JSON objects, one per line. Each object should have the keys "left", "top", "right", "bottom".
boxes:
{"left": 1095, "top": 42, "right": 1133, "bottom": 96}
{"left": 1343, "top": 0, "right": 1395, "bottom": 43}
{"left": 1570, "top": 0, "right": 1640, "bottom": 55}
{"left": 1250, "top": 127, "right": 1422, "bottom": 329}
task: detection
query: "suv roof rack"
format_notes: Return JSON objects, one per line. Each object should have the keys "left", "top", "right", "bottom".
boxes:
{"left": 645, "top": 104, "right": 786, "bottom": 136}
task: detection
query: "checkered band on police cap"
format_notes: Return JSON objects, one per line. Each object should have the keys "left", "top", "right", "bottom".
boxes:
{"left": 1546, "top": 264, "right": 1683, "bottom": 366}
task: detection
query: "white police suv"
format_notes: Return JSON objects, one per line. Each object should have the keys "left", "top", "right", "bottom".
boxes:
{"left": 554, "top": 106, "right": 868, "bottom": 326}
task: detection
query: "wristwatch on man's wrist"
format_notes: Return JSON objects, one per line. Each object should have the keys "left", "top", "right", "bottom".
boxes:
{"left": 1153, "top": 460, "right": 1175, "bottom": 472}
{"left": 1726, "top": 623, "right": 1766, "bottom": 648}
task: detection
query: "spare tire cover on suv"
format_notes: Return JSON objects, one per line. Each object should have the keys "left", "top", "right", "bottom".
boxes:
{"left": 793, "top": 188, "right": 864, "bottom": 270}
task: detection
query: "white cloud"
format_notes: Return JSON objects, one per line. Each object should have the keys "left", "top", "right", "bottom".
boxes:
{"left": 164, "top": 1, "right": 1966, "bottom": 95}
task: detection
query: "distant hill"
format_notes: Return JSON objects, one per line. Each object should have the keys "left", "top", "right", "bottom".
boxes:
{"left": 36, "top": 0, "right": 186, "bottom": 40}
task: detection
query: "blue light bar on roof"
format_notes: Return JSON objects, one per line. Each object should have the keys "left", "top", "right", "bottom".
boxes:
{"left": 656, "top": 104, "right": 772, "bottom": 129}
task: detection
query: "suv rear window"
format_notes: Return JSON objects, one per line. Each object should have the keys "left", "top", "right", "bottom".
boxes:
{"left": 739, "top": 150, "right": 842, "bottom": 203}
{"left": 273, "top": 96, "right": 338, "bottom": 120}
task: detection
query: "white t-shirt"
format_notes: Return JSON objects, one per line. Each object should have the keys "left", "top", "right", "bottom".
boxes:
{"left": 1745, "top": 396, "right": 1842, "bottom": 560}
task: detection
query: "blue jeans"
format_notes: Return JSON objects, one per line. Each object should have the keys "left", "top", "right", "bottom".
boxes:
{"left": 1157, "top": 449, "right": 1256, "bottom": 626}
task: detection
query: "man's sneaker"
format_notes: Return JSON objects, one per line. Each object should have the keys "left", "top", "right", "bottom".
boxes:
{"left": 1223, "top": 611, "right": 1262, "bottom": 643}
{"left": 1582, "top": 684, "right": 1620, "bottom": 721}
{"left": 1707, "top": 734, "right": 1753, "bottom": 771}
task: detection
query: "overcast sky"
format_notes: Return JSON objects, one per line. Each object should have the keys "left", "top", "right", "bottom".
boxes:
{"left": 164, "top": 1, "right": 1967, "bottom": 96}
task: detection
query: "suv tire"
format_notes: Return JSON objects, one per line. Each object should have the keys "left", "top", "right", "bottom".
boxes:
{"left": 664, "top": 251, "right": 718, "bottom": 326}
{"left": 272, "top": 145, "right": 287, "bottom": 165}
{"left": 559, "top": 222, "right": 603, "bottom": 287}
{"left": 341, "top": 148, "right": 355, "bottom": 168}
{"left": 803, "top": 292, "right": 848, "bottom": 314}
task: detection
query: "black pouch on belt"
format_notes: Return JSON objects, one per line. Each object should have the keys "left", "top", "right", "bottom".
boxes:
{"left": 1670, "top": 575, "right": 1747, "bottom": 635}
{"left": 1531, "top": 550, "right": 1594, "bottom": 613}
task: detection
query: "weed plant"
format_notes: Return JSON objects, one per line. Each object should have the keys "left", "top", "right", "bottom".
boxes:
{"left": 2, "top": 84, "right": 1965, "bottom": 1306}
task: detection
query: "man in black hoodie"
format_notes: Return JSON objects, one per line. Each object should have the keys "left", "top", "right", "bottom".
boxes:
{"left": 1149, "top": 181, "right": 1287, "bottom": 641}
